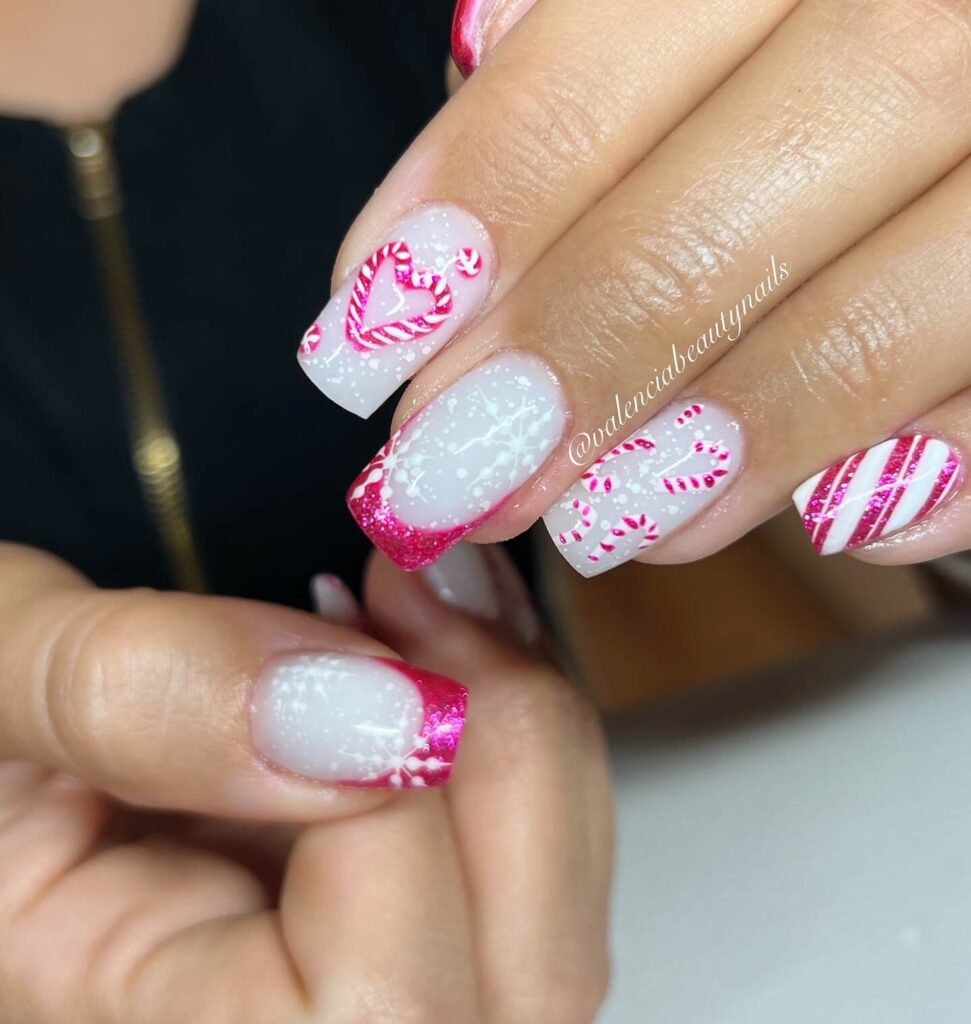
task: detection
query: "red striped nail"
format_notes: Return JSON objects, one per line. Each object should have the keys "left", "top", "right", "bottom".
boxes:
{"left": 792, "top": 435, "right": 962, "bottom": 555}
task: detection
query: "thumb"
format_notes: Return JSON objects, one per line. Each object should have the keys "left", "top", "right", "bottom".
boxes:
{"left": 0, "top": 544, "right": 467, "bottom": 821}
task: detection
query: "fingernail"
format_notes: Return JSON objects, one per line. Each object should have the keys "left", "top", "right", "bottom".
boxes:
{"left": 310, "top": 574, "right": 362, "bottom": 626}
{"left": 452, "top": 0, "right": 539, "bottom": 77}
{"left": 250, "top": 654, "right": 467, "bottom": 788}
{"left": 793, "top": 434, "right": 962, "bottom": 556}
{"left": 420, "top": 542, "right": 542, "bottom": 645}
{"left": 297, "top": 204, "right": 495, "bottom": 418}
{"left": 543, "top": 400, "right": 744, "bottom": 577}
{"left": 347, "top": 351, "right": 568, "bottom": 571}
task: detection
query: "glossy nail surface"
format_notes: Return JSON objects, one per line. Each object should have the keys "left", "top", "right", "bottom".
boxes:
{"left": 348, "top": 352, "right": 567, "bottom": 571}
{"left": 544, "top": 401, "right": 743, "bottom": 577}
{"left": 298, "top": 205, "right": 495, "bottom": 418}
{"left": 793, "top": 434, "right": 962, "bottom": 555}
{"left": 251, "top": 654, "right": 467, "bottom": 788}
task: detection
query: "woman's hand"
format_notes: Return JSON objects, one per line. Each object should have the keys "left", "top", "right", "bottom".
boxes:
{"left": 296, "top": 0, "right": 970, "bottom": 576}
{"left": 0, "top": 543, "right": 611, "bottom": 1022}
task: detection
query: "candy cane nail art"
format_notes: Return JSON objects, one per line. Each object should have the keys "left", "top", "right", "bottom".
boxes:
{"left": 251, "top": 654, "right": 467, "bottom": 788}
{"left": 543, "top": 401, "right": 744, "bottom": 577}
{"left": 348, "top": 352, "right": 568, "bottom": 571}
{"left": 792, "top": 434, "right": 962, "bottom": 556}
{"left": 297, "top": 205, "right": 495, "bottom": 418}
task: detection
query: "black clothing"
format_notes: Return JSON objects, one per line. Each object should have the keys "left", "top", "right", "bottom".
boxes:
{"left": 0, "top": 0, "right": 529, "bottom": 606}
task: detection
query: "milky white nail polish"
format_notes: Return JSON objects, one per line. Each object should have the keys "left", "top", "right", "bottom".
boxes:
{"left": 297, "top": 205, "right": 495, "bottom": 418}
{"left": 421, "top": 543, "right": 504, "bottom": 620}
{"left": 310, "top": 574, "right": 362, "bottom": 626}
{"left": 793, "top": 434, "right": 962, "bottom": 555}
{"left": 347, "top": 352, "right": 568, "bottom": 571}
{"left": 420, "top": 543, "right": 542, "bottom": 644}
{"left": 250, "top": 654, "right": 467, "bottom": 788}
{"left": 543, "top": 400, "right": 744, "bottom": 577}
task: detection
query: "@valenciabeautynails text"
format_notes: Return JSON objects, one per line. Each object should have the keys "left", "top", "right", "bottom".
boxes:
{"left": 568, "top": 256, "right": 789, "bottom": 465}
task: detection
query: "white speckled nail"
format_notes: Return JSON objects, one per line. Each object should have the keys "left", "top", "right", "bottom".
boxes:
{"left": 347, "top": 351, "right": 568, "bottom": 571}
{"left": 543, "top": 400, "right": 743, "bottom": 577}
{"left": 297, "top": 205, "right": 496, "bottom": 418}
{"left": 250, "top": 654, "right": 467, "bottom": 789}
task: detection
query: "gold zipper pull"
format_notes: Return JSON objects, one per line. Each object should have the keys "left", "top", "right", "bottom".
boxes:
{"left": 64, "top": 121, "right": 208, "bottom": 593}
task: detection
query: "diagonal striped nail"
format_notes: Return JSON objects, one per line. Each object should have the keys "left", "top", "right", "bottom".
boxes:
{"left": 792, "top": 434, "right": 962, "bottom": 555}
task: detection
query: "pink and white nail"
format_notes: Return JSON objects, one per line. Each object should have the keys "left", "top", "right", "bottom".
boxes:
{"left": 347, "top": 352, "right": 568, "bottom": 571}
{"left": 297, "top": 205, "right": 495, "bottom": 418}
{"left": 543, "top": 400, "right": 744, "bottom": 577}
{"left": 793, "top": 434, "right": 962, "bottom": 556}
{"left": 451, "top": 0, "right": 540, "bottom": 78}
{"left": 250, "top": 654, "right": 467, "bottom": 788}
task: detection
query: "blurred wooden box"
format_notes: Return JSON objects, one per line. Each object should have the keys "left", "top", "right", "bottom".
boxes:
{"left": 538, "top": 508, "right": 936, "bottom": 712}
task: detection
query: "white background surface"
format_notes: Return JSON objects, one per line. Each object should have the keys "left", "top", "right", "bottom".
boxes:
{"left": 602, "top": 617, "right": 971, "bottom": 1023}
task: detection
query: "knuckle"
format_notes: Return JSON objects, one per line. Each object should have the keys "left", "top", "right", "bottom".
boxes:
{"left": 781, "top": 279, "right": 917, "bottom": 405}
{"left": 833, "top": 0, "right": 971, "bottom": 111}
{"left": 45, "top": 588, "right": 169, "bottom": 781}
{"left": 566, "top": 212, "right": 722, "bottom": 369}
{"left": 455, "top": 70, "right": 614, "bottom": 223}
{"left": 500, "top": 972, "right": 610, "bottom": 1024}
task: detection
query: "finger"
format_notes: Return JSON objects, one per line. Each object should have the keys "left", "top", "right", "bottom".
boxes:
{"left": 347, "top": 0, "right": 971, "bottom": 572}
{"left": 280, "top": 794, "right": 479, "bottom": 1021}
{"left": 633, "top": 155, "right": 970, "bottom": 568}
{"left": 297, "top": 0, "right": 799, "bottom": 416}
{"left": 364, "top": 546, "right": 613, "bottom": 1023}
{"left": 0, "top": 544, "right": 468, "bottom": 820}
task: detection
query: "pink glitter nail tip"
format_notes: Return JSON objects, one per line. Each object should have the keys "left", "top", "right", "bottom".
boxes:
{"left": 347, "top": 352, "right": 568, "bottom": 570}
{"left": 251, "top": 653, "right": 468, "bottom": 789}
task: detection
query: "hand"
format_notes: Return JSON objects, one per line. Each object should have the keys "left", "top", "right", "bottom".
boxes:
{"left": 295, "top": 0, "right": 970, "bottom": 576}
{"left": 0, "top": 543, "right": 611, "bottom": 1022}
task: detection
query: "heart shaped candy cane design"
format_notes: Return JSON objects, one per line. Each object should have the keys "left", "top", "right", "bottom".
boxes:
{"left": 344, "top": 242, "right": 483, "bottom": 354}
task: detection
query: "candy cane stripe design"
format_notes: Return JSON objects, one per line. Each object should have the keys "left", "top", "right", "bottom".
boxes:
{"left": 557, "top": 498, "right": 597, "bottom": 546}
{"left": 588, "top": 513, "right": 660, "bottom": 563}
{"left": 345, "top": 241, "right": 454, "bottom": 353}
{"left": 675, "top": 403, "right": 704, "bottom": 428}
{"left": 543, "top": 401, "right": 743, "bottom": 578}
{"left": 793, "top": 434, "right": 962, "bottom": 556}
{"left": 299, "top": 323, "right": 322, "bottom": 355}
{"left": 581, "top": 436, "right": 656, "bottom": 494}
{"left": 662, "top": 441, "right": 731, "bottom": 493}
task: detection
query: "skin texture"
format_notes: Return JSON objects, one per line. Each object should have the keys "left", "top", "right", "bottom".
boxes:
{"left": 330, "top": 0, "right": 971, "bottom": 571}
{"left": 0, "top": 544, "right": 612, "bottom": 1023}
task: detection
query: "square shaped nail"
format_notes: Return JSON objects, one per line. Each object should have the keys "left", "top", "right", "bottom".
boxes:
{"left": 347, "top": 351, "right": 568, "bottom": 570}
{"left": 297, "top": 204, "right": 496, "bottom": 418}
{"left": 792, "top": 434, "right": 962, "bottom": 555}
{"left": 543, "top": 400, "right": 743, "bottom": 577}
{"left": 250, "top": 653, "right": 467, "bottom": 788}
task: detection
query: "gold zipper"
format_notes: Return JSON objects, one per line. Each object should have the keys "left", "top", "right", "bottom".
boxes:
{"left": 64, "top": 121, "right": 208, "bottom": 593}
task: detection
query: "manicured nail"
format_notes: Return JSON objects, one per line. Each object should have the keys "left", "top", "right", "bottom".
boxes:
{"left": 297, "top": 205, "right": 495, "bottom": 418}
{"left": 310, "top": 574, "right": 362, "bottom": 626}
{"left": 543, "top": 400, "right": 744, "bottom": 577}
{"left": 347, "top": 352, "right": 568, "bottom": 571}
{"left": 452, "top": 0, "right": 539, "bottom": 77}
{"left": 250, "top": 654, "right": 467, "bottom": 788}
{"left": 793, "top": 434, "right": 962, "bottom": 555}
{"left": 420, "top": 543, "right": 541, "bottom": 644}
